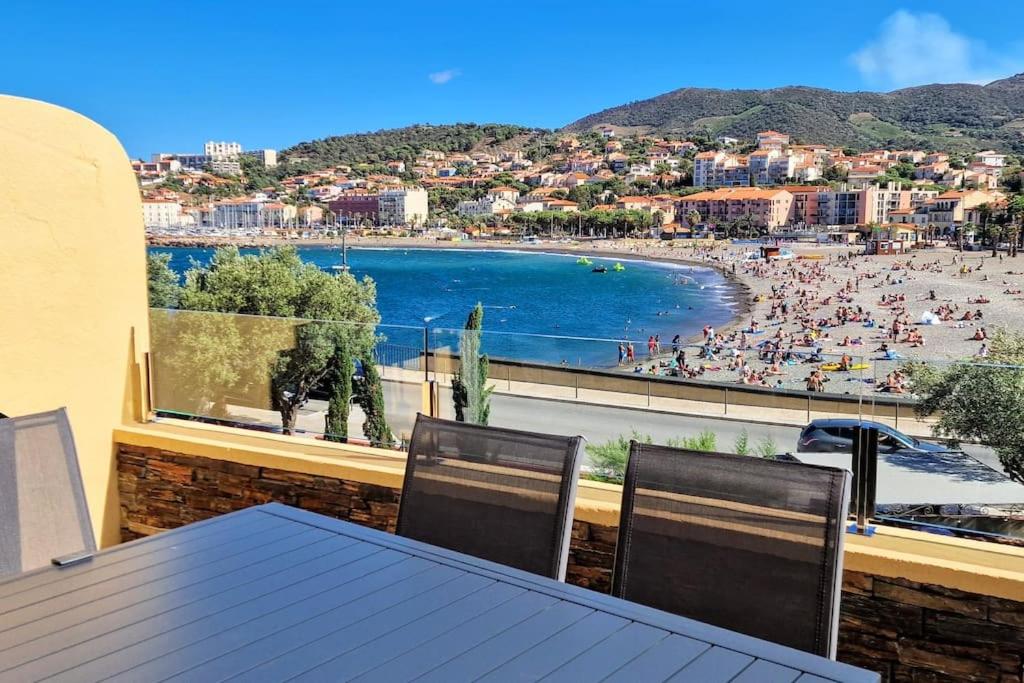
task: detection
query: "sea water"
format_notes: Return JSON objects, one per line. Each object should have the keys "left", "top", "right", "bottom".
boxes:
{"left": 149, "top": 246, "right": 738, "bottom": 367}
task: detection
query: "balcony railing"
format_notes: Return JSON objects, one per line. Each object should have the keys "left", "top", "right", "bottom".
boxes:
{"left": 148, "top": 308, "right": 1024, "bottom": 544}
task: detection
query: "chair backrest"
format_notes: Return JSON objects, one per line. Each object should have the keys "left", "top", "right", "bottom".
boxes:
{"left": 612, "top": 441, "right": 851, "bottom": 658}
{"left": 0, "top": 408, "right": 95, "bottom": 577}
{"left": 396, "top": 414, "right": 584, "bottom": 580}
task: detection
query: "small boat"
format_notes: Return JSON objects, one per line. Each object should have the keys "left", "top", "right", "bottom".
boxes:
{"left": 576, "top": 256, "right": 593, "bottom": 266}
{"left": 592, "top": 266, "right": 608, "bottom": 273}
{"left": 330, "top": 264, "right": 350, "bottom": 272}
{"left": 612, "top": 262, "right": 625, "bottom": 272}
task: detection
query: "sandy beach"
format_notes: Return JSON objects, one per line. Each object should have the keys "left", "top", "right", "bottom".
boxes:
{"left": 148, "top": 234, "right": 1024, "bottom": 393}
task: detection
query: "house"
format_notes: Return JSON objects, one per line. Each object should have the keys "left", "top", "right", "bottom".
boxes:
{"left": 543, "top": 199, "right": 580, "bottom": 212}
{"left": 974, "top": 150, "right": 1007, "bottom": 167}
{"left": 756, "top": 130, "right": 789, "bottom": 150}
{"left": 606, "top": 152, "right": 629, "bottom": 172}
{"left": 487, "top": 186, "right": 521, "bottom": 203}
{"left": 867, "top": 224, "right": 922, "bottom": 254}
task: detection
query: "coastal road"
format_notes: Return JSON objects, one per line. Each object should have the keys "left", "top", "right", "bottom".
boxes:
{"left": 376, "top": 380, "right": 1004, "bottom": 470}
{"left": 238, "top": 378, "right": 1021, "bottom": 507}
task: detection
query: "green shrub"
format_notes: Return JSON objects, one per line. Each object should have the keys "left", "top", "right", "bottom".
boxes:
{"left": 755, "top": 436, "right": 778, "bottom": 459}
{"left": 733, "top": 430, "right": 750, "bottom": 456}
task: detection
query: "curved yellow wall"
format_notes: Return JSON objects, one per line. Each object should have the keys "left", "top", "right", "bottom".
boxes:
{"left": 0, "top": 95, "right": 150, "bottom": 546}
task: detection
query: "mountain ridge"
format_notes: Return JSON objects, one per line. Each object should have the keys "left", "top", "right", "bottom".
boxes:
{"left": 563, "top": 75, "right": 1024, "bottom": 152}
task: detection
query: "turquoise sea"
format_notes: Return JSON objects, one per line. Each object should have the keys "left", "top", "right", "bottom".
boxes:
{"left": 149, "top": 246, "right": 739, "bottom": 367}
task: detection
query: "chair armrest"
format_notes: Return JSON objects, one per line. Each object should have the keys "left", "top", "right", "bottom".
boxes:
{"left": 51, "top": 550, "right": 94, "bottom": 567}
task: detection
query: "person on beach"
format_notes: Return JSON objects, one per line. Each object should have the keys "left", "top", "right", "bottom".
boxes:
{"left": 618, "top": 343, "right": 626, "bottom": 365}
{"left": 627, "top": 343, "right": 635, "bottom": 363}
{"left": 671, "top": 334, "right": 680, "bottom": 354}
{"left": 647, "top": 336, "right": 656, "bottom": 357}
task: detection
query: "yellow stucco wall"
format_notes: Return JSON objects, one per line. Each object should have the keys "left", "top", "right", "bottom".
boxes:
{"left": 0, "top": 95, "right": 150, "bottom": 547}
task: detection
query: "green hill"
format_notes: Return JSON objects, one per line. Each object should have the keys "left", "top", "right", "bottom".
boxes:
{"left": 282, "top": 123, "right": 547, "bottom": 167}
{"left": 564, "top": 75, "right": 1024, "bottom": 152}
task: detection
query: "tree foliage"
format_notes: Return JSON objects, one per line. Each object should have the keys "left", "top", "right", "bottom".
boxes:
{"left": 452, "top": 303, "right": 493, "bottom": 425}
{"left": 355, "top": 353, "right": 393, "bottom": 447}
{"left": 565, "top": 75, "right": 1024, "bottom": 153}
{"left": 151, "top": 246, "right": 383, "bottom": 437}
{"left": 906, "top": 330, "right": 1024, "bottom": 481}
{"left": 147, "top": 253, "right": 180, "bottom": 308}
{"left": 324, "top": 336, "right": 354, "bottom": 442}
{"left": 283, "top": 123, "right": 544, "bottom": 167}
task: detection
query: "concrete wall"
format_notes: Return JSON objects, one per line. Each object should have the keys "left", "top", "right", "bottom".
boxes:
{"left": 0, "top": 96, "right": 151, "bottom": 546}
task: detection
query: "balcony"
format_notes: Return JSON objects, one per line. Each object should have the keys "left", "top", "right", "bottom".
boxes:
{"left": 3, "top": 96, "right": 1024, "bottom": 682}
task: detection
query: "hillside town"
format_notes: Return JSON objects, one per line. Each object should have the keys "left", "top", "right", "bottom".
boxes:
{"left": 136, "top": 126, "right": 1023, "bottom": 251}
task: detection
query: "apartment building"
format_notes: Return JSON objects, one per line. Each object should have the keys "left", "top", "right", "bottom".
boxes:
{"left": 693, "top": 152, "right": 750, "bottom": 187}
{"left": 212, "top": 198, "right": 265, "bottom": 228}
{"left": 457, "top": 196, "right": 516, "bottom": 217}
{"left": 204, "top": 141, "right": 242, "bottom": 158}
{"left": 141, "top": 200, "right": 183, "bottom": 228}
{"left": 678, "top": 188, "right": 793, "bottom": 229}
{"left": 243, "top": 149, "right": 278, "bottom": 167}
{"left": 378, "top": 187, "right": 429, "bottom": 227}
{"left": 328, "top": 193, "right": 380, "bottom": 223}
{"left": 927, "top": 190, "right": 1000, "bottom": 229}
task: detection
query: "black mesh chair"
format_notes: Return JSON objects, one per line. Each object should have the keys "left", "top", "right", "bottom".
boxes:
{"left": 396, "top": 414, "right": 585, "bottom": 581}
{"left": 0, "top": 408, "right": 96, "bottom": 577}
{"left": 612, "top": 441, "right": 851, "bottom": 658}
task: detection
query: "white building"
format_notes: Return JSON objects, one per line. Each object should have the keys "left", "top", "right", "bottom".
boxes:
{"left": 208, "top": 159, "right": 242, "bottom": 176}
{"left": 141, "top": 200, "right": 183, "bottom": 228}
{"left": 457, "top": 196, "right": 516, "bottom": 217}
{"left": 204, "top": 141, "right": 242, "bottom": 158}
{"left": 378, "top": 187, "right": 429, "bottom": 227}
{"left": 974, "top": 150, "right": 1006, "bottom": 167}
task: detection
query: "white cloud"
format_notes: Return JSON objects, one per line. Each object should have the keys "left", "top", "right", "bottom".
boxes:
{"left": 428, "top": 69, "right": 461, "bottom": 85}
{"left": 850, "top": 10, "right": 1024, "bottom": 89}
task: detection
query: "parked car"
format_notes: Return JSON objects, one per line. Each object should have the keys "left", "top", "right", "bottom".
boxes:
{"left": 797, "top": 419, "right": 958, "bottom": 456}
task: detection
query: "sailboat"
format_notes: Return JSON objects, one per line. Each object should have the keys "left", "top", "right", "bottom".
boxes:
{"left": 331, "top": 228, "right": 350, "bottom": 272}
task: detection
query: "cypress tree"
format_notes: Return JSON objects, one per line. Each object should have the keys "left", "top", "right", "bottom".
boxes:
{"left": 324, "top": 336, "right": 354, "bottom": 443}
{"left": 357, "top": 353, "right": 393, "bottom": 447}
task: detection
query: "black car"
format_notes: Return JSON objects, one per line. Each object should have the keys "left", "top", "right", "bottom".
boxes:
{"left": 797, "top": 418, "right": 957, "bottom": 455}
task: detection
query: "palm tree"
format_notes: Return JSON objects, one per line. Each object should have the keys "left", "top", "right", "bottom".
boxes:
{"left": 976, "top": 203, "right": 995, "bottom": 256}
{"left": 1007, "top": 194, "right": 1024, "bottom": 258}
{"left": 686, "top": 209, "right": 701, "bottom": 228}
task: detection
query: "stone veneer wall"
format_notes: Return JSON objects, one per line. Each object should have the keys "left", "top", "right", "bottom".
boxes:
{"left": 118, "top": 445, "right": 1023, "bottom": 682}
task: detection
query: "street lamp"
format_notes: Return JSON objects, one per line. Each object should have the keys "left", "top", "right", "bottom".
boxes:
{"left": 421, "top": 313, "right": 448, "bottom": 418}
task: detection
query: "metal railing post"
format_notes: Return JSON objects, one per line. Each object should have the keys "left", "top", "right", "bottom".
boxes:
{"left": 850, "top": 426, "right": 878, "bottom": 534}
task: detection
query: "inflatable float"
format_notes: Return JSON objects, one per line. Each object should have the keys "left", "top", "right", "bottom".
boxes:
{"left": 820, "top": 362, "right": 870, "bottom": 372}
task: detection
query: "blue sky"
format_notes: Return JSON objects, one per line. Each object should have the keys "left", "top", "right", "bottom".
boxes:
{"left": 3, "top": 1, "right": 1023, "bottom": 157}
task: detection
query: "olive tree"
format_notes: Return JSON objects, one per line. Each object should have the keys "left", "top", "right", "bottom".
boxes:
{"left": 906, "top": 329, "right": 1024, "bottom": 482}
{"left": 158, "top": 246, "right": 381, "bottom": 435}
